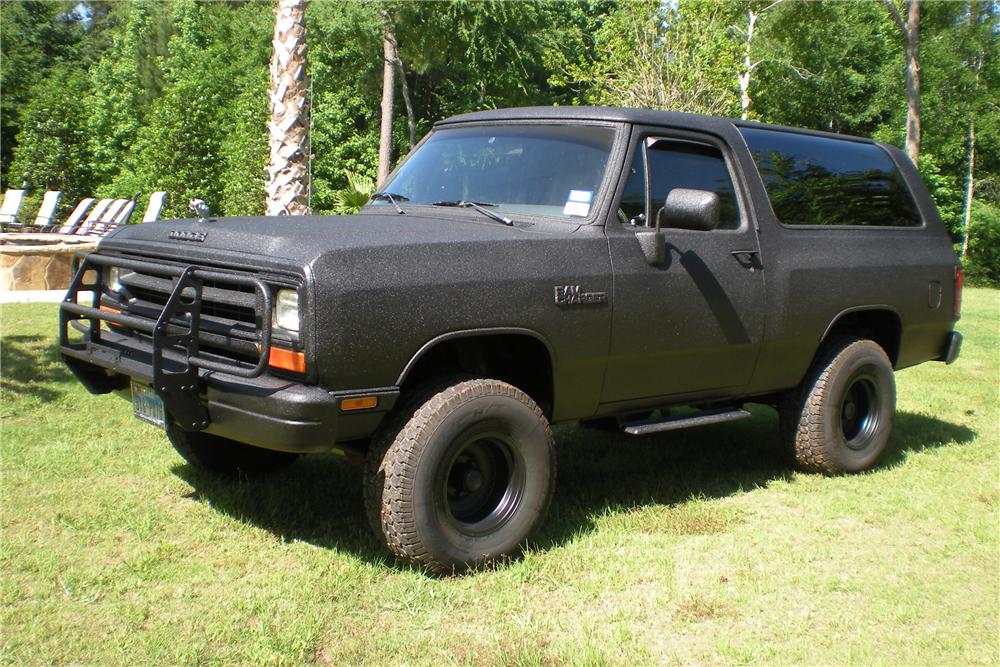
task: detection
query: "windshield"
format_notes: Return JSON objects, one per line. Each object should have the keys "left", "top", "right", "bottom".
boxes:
{"left": 372, "top": 124, "right": 616, "bottom": 219}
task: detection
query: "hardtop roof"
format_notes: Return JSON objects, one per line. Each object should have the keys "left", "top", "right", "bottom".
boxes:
{"left": 436, "top": 105, "right": 876, "bottom": 145}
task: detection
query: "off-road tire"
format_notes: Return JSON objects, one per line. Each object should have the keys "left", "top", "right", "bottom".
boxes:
{"left": 364, "top": 378, "right": 555, "bottom": 574}
{"left": 167, "top": 423, "right": 299, "bottom": 477}
{"left": 780, "top": 338, "right": 895, "bottom": 474}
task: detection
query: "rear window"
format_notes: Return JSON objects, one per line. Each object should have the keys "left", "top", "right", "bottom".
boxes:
{"left": 739, "top": 127, "right": 922, "bottom": 228}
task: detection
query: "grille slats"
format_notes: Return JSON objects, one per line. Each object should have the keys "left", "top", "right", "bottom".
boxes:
{"left": 102, "top": 261, "right": 299, "bottom": 368}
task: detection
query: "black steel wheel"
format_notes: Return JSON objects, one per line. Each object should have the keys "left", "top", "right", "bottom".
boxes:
{"left": 780, "top": 338, "right": 895, "bottom": 474}
{"left": 167, "top": 422, "right": 298, "bottom": 478}
{"left": 364, "top": 378, "right": 555, "bottom": 574}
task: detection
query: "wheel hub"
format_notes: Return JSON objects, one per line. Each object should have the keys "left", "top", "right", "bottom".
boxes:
{"left": 840, "top": 374, "right": 879, "bottom": 449}
{"left": 441, "top": 434, "right": 523, "bottom": 535}
{"left": 463, "top": 468, "right": 483, "bottom": 492}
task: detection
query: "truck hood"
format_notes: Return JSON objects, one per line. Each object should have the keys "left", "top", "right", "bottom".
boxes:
{"left": 100, "top": 211, "right": 572, "bottom": 267}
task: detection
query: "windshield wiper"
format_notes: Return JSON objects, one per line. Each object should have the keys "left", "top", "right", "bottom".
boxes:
{"left": 371, "top": 191, "right": 408, "bottom": 214}
{"left": 430, "top": 200, "right": 513, "bottom": 226}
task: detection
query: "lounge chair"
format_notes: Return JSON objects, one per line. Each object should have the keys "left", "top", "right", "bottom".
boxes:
{"left": 141, "top": 191, "right": 168, "bottom": 223}
{"left": 84, "top": 199, "right": 129, "bottom": 236}
{"left": 53, "top": 198, "right": 96, "bottom": 234}
{"left": 73, "top": 199, "right": 114, "bottom": 235}
{"left": 92, "top": 198, "right": 137, "bottom": 236}
{"left": 0, "top": 189, "right": 25, "bottom": 230}
{"left": 30, "top": 190, "right": 62, "bottom": 230}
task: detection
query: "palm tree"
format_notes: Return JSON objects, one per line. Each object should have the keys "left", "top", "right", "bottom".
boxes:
{"left": 265, "top": 0, "right": 310, "bottom": 215}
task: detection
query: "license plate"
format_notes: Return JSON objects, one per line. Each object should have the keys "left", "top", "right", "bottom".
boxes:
{"left": 132, "top": 382, "right": 166, "bottom": 429}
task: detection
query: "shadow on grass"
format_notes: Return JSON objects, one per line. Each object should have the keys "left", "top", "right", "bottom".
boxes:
{"left": 171, "top": 406, "right": 975, "bottom": 572}
{"left": 0, "top": 334, "right": 73, "bottom": 402}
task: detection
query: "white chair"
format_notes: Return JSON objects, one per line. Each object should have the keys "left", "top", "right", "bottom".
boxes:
{"left": 74, "top": 198, "right": 113, "bottom": 235}
{"left": 54, "top": 198, "right": 96, "bottom": 234}
{"left": 141, "top": 191, "right": 168, "bottom": 223}
{"left": 86, "top": 199, "right": 129, "bottom": 236}
{"left": 0, "top": 189, "right": 26, "bottom": 228}
{"left": 99, "top": 199, "right": 137, "bottom": 236}
{"left": 31, "top": 190, "right": 61, "bottom": 229}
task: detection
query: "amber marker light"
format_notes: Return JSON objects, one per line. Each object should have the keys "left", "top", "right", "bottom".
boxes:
{"left": 341, "top": 396, "right": 378, "bottom": 411}
{"left": 99, "top": 305, "right": 123, "bottom": 330}
{"left": 268, "top": 346, "right": 306, "bottom": 374}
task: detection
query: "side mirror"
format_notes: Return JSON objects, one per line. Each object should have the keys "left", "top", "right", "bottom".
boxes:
{"left": 635, "top": 214, "right": 665, "bottom": 266}
{"left": 657, "top": 188, "right": 720, "bottom": 232}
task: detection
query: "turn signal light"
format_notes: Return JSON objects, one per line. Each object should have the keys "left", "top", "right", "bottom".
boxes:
{"left": 99, "top": 305, "right": 123, "bottom": 330}
{"left": 267, "top": 346, "right": 306, "bottom": 374}
{"left": 340, "top": 396, "right": 378, "bottom": 411}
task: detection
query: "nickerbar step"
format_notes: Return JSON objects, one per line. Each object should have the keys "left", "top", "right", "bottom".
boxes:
{"left": 621, "top": 407, "right": 752, "bottom": 436}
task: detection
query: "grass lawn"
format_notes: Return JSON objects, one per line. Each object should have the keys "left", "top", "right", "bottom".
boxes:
{"left": 1, "top": 289, "right": 997, "bottom": 665}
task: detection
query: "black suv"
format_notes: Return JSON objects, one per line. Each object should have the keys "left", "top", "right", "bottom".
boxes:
{"left": 60, "top": 106, "right": 962, "bottom": 573}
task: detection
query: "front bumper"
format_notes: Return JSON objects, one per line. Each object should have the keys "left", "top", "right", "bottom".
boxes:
{"left": 62, "top": 328, "right": 398, "bottom": 452}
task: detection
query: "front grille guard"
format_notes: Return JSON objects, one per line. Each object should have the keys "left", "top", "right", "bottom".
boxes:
{"left": 60, "top": 253, "right": 275, "bottom": 431}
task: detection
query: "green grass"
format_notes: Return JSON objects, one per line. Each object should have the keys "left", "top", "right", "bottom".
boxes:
{"left": 2, "top": 290, "right": 997, "bottom": 665}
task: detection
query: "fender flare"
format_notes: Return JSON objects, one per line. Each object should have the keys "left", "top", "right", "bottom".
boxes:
{"left": 395, "top": 326, "right": 558, "bottom": 387}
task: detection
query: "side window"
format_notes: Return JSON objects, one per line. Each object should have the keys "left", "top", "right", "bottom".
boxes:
{"left": 740, "top": 127, "right": 923, "bottom": 227}
{"left": 646, "top": 139, "right": 741, "bottom": 230}
{"left": 618, "top": 147, "right": 647, "bottom": 224}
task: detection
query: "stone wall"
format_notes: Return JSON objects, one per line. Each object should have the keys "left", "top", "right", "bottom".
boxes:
{"left": 0, "top": 234, "right": 98, "bottom": 291}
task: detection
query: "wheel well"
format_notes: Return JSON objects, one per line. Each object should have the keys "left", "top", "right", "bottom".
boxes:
{"left": 822, "top": 309, "right": 901, "bottom": 367}
{"left": 399, "top": 334, "right": 554, "bottom": 418}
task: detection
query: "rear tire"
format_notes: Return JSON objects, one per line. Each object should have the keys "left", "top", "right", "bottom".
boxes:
{"left": 167, "top": 423, "right": 298, "bottom": 477}
{"left": 780, "top": 338, "right": 895, "bottom": 474}
{"left": 364, "top": 378, "right": 555, "bottom": 574}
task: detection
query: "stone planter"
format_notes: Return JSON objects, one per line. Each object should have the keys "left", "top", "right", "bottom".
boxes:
{"left": 0, "top": 234, "right": 99, "bottom": 292}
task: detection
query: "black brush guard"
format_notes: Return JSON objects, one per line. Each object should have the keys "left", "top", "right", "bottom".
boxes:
{"left": 59, "top": 254, "right": 275, "bottom": 432}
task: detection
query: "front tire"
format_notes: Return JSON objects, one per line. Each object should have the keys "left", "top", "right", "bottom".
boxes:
{"left": 167, "top": 423, "right": 299, "bottom": 477}
{"left": 780, "top": 338, "right": 895, "bottom": 474}
{"left": 365, "top": 378, "right": 555, "bottom": 574}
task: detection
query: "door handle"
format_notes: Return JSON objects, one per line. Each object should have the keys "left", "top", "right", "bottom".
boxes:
{"left": 731, "top": 250, "right": 762, "bottom": 271}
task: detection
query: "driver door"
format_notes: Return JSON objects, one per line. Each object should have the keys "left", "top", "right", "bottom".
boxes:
{"left": 600, "top": 128, "right": 765, "bottom": 406}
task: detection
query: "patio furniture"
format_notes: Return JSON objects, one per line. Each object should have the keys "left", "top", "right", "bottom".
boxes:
{"left": 31, "top": 190, "right": 62, "bottom": 230}
{"left": 73, "top": 199, "right": 114, "bottom": 235}
{"left": 0, "top": 189, "right": 26, "bottom": 229}
{"left": 141, "top": 191, "right": 168, "bottom": 223}
{"left": 83, "top": 199, "right": 129, "bottom": 236}
{"left": 90, "top": 198, "right": 137, "bottom": 236}
{"left": 53, "top": 198, "right": 96, "bottom": 234}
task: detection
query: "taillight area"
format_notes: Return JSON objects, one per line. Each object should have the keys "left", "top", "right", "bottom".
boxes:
{"left": 954, "top": 265, "right": 963, "bottom": 320}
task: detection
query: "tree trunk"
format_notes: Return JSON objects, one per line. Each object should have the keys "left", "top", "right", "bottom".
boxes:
{"left": 881, "top": 0, "right": 921, "bottom": 166}
{"left": 265, "top": 0, "right": 309, "bottom": 216}
{"left": 395, "top": 55, "right": 417, "bottom": 150}
{"left": 961, "top": 119, "right": 976, "bottom": 257}
{"left": 377, "top": 12, "right": 397, "bottom": 188}
{"left": 903, "top": 0, "right": 921, "bottom": 166}
{"left": 738, "top": 8, "right": 757, "bottom": 120}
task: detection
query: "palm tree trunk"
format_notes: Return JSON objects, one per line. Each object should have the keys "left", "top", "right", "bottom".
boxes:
{"left": 265, "top": 0, "right": 310, "bottom": 216}
{"left": 377, "top": 12, "right": 397, "bottom": 188}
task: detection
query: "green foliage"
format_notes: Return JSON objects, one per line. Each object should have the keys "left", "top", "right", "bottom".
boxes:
{"left": 8, "top": 65, "right": 95, "bottom": 211}
{"left": 963, "top": 200, "right": 1000, "bottom": 287}
{"left": 0, "top": 0, "right": 85, "bottom": 188}
{"left": 0, "top": 0, "right": 996, "bottom": 284}
{"left": 331, "top": 170, "right": 376, "bottom": 215}
{"left": 919, "top": 152, "right": 965, "bottom": 238}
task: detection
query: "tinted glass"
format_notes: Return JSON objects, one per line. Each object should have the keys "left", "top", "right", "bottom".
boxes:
{"left": 740, "top": 127, "right": 922, "bottom": 227}
{"left": 617, "top": 147, "right": 646, "bottom": 224}
{"left": 646, "top": 139, "right": 740, "bottom": 230}
{"left": 376, "top": 124, "right": 615, "bottom": 219}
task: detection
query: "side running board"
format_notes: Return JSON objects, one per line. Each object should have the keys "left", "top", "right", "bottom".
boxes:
{"left": 622, "top": 408, "right": 752, "bottom": 436}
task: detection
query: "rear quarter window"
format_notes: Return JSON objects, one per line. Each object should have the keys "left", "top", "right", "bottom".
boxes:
{"left": 739, "top": 127, "right": 923, "bottom": 228}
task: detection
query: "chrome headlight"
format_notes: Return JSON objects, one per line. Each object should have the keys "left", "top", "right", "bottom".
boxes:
{"left": 274, "top": 289, "right": 300, "bottom": 332}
